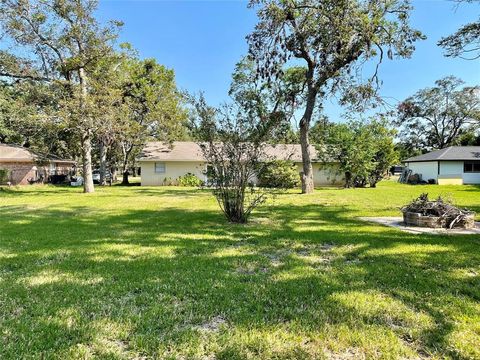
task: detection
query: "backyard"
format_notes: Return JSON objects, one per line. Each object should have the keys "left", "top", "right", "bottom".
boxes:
{"left": 0, "top": 182, "right": 479, "bottom": 359}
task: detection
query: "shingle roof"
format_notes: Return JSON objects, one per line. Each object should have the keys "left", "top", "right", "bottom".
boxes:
{"left": 404, "top": 146, "right": 480, "bottom": 162}
{"left": 137, "top": 141, "right": 321, "bottom": 162}
{"left": 0, "top": 143, "right": 75, "bottom": 163}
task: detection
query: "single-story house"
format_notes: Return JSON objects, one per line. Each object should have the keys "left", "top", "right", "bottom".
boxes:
{"left": 403, "top": 146, "right": 480, "bottom": 185}
{"left": 0, "top": 143, "right": 76, "bottom": 185}
{"left": 137, "top": 141, "right": 343, "bottom": 187}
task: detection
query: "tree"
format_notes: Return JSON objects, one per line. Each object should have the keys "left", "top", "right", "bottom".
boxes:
{"left": 395, "top": 76, "right": 480, "bottom": 151}
{"left": 189, "top": 95, "right": 274, "bottom": 223}
{"left": 0, "top": 0, "right": 122, "bottom": 193}
{"left": 0, "top": 80, "right": 78, "bottom": 158}
{"left": 315, "top": 118, "right": 397, "bottom": 188}
{"left": 247, "top": 0, "right": 423, "bottom": 193}
{"left": 229, "top": 57, "right": 302, "bottom": 144}
{"left": 115, "top": 57, "right": 188, "bottom": 185}
{"left": 438, "top": 0, "right": 480, "bottom": 60}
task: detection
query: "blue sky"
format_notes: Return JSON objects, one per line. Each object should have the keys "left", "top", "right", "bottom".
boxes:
{"left": 98, "top": 0, "right": 480, "bottom": 120}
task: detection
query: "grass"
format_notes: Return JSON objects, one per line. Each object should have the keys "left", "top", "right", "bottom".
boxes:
{"left": 0, "top": 181, "right": 479, "bottom": 359}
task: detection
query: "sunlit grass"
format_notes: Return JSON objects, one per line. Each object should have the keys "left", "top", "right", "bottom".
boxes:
{"left": 1, "top": 181, "right": 479, "bottom": 359}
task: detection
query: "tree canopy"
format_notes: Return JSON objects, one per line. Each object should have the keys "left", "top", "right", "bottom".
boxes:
{"left": 247, "top": 0, "right": 424, "bottom": 193}
{"left": 395, "top": 76, "right": 480, "bottom": 151}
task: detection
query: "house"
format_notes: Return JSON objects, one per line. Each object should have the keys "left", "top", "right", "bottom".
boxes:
{"left": 137, "top": 141, "right": 343, "bottom": 187}
{"left": 0, "top": 144, "right": 76, "bottom": 185}
{"left": 403, "top": 146, "right": 480, "bottom": 185}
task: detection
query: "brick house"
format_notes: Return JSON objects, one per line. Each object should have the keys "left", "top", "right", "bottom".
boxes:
{"left": 0, "top": 144, "right": 76, "bottom": 185}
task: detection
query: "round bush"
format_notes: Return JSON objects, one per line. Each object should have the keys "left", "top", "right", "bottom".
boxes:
{"left": 177, "top": 173, "right": 203, "bottom": 187}
{"left": 257, "top": 160, "right": 300, "bottom": 189}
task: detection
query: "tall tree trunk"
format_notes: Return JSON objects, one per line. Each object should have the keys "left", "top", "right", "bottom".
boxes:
{"left": 79, "top": 67, "right": 94, "bottom": 193}
{"left": 122, "top": 170, "right": 129, "bottom": 185}
{"left": 81, "top": 131, "right": 95, "bottom": 193}
{"left": 121, "top": 143, "right": 132, "bottom": 185}
{"left": 110, "top": 166, "right": 117, "bottom": 183}
{"left": 299, "top": 88, "right": 317, "bottom": 194}
{"left": 99, "top": 141, "right": 107, "bottom": 186}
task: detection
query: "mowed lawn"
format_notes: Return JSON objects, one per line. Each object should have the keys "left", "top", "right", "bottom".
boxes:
{"left": 1, "top": 182, "right": 479, "bottom": 359}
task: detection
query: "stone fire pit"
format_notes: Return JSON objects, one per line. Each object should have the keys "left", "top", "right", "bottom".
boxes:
{"left": 403, "top": 211, "right": 475, "bottom": 229}
{"left": 401, "top": 193, "right": 475, "bottom": 230}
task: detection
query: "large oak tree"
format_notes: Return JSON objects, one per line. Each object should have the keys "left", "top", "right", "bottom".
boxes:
{"left": 0, "top": 0, "right": 121, "bottom": 193}
{"left": 395, "top": 76, "right": 480, "bottom": 151}
{"left": 247, "top": 0, "right": 424, "bottom": 193}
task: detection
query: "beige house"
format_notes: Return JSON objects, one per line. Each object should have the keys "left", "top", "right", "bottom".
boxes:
{"left": 0, "top": 144, "right": 76, "bottom": 185}
{"left": 137, "top": 141, "right": 343, "bottom": 187}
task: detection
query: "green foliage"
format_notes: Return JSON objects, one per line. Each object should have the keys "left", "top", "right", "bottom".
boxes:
{"left": 114, "top": 57, "right": 188, "bottom": 184}
{"left": 228, "top": 57, "right": 300, "bottom": 144}
{"left": 177, "top": 173, "right": 202, "bottom": 187}
{"left": 257, "top": 160, "right": 300, "bottom": 189}
{"left": 247, "top": 0, "right": 424, "bottom": 192}
{"left": 0, "top": 168, "right": 9, "bottom": 184}
{"left": 189, "top": 94, "right": 274, "bottom": 223}
{"left": 438, "top": 0, "right": 480, "bottom": 60}
{"left": 395, "top": 76, "right": 480, "bottom": 151}
{"left": 316, "top": 118, "right": 398, "bottom": 188}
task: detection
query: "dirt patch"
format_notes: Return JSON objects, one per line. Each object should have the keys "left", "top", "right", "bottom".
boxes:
{"left": 193, "top": 316, "right": 227, "bottom": 333}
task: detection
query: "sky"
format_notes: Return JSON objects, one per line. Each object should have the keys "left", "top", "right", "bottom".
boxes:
{"left": 97, "top": 0, "right": 480, "bottom": 121}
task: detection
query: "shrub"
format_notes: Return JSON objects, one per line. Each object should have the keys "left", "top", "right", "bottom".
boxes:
{"left": 257, "top": 160, "right": 300, "bottom": 189}
{"left": 177, "top": 173, "right": 202, "bottom": 187}
{"left": 0, "top": 169, "right": 9, "bottom": 184}
{"left": 162, "top": 177, "right": 176, "bottom": 186}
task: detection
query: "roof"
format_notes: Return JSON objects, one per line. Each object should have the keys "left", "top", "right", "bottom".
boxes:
{"left": 137, "top": 141, "right": 321, "bottom": 162}
{"left": 404, "top": 146, "right": 480, "bottom": 162}
{"left": 0, "top": 143, "right": 75, "bottom": 164}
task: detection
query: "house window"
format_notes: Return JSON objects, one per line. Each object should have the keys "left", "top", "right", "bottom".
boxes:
{"left": 464, "top": 161, "right": 480, "bottom": 173}
{"left": 155, "top": 162, "right": 166, "bottom": 174}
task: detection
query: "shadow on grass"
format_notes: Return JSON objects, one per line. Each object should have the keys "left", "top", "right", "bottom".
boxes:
{"left": 1, "top": 192, "right": 479, "bottom": 358}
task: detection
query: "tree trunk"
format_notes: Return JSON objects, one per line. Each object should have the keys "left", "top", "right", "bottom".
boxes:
{"left": 299, "top": 87, "right": 317, "bottom": 194}
{"left": 344, "top": 172, "right": 352, "bottom": 188}
{"left": 110, "top": 166, "right": 117, "bottom": 183}
{"left": 99, "top": 142, "right": 107, "bottom": 186}
{"left": 79, "top": 67, "right": 94, "bottom": 193}
{"left": 122, "top": 170, "right": 129, "bottom": 185}
{"left": 81, "top": 131, "right": 95, "bottom": 193}
{"left": 121, "top": 143, "right": 132, "bottom": 185}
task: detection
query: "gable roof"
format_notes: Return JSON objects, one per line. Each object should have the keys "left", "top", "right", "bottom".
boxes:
{"left": 137, "top": 141, "right": 321, "bottom": 163}
{"left": 0, "top": 143, "right": 75, "bottom": 164}
{"left": 404, "top": 146, "right": 480, "bottom": 162}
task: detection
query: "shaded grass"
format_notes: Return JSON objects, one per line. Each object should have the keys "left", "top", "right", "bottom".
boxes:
{"left": 0, "top": 181, "right": 479, "bottom": 359}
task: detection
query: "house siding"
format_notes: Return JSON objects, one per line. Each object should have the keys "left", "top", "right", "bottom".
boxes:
{"left": 439, "top": 161, "right": 463, "bottom": 175}
{"left": 140, "top": 161, "right": 207, "bottom": 186}
{"left": 406, "top": 160, "right": 480, "bottom": 185}
{"left": 406, "top": 161, "right": 438, "bottom": 182}
{"left": 140, "top": 161, "right": 344, "bottom": 187}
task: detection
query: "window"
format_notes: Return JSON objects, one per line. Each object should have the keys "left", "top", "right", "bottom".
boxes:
{"left": 155, "top": 162, "right": 166, "bottom": 174}
{"left": 464, "top": 161, "right": 480, "bottom": 173}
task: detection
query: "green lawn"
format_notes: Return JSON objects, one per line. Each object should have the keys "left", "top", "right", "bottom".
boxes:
{"left": 1, "top": 182, "right": 479, "bottom": 359}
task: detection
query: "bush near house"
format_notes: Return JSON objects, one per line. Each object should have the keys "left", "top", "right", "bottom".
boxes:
{"left": 0, "top": 168, "right": 9, "bottom": 184}
{"left": 257, "top": 160, "right": 300, "bottom": 189}
{"left": 177, "top": 173, "right": 203, "bottom": 187}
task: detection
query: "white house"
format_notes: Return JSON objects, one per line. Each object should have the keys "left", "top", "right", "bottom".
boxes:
{"left": 403, "top": 146, "right": 480, "bottom": 185}
{"left": 137, "top": 141, "right": 343, "bottom": 187}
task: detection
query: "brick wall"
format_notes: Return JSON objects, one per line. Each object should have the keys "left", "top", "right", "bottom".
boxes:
{"left": 0, "top": 162, "right": 37, "bottom": 185}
